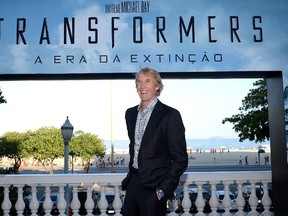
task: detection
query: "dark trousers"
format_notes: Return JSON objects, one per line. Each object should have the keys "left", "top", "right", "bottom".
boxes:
{"left": 122, "top": 171, "right": 167, "bottom": 216}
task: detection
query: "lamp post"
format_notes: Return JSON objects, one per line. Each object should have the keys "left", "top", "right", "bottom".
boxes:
{"left": 61, "top": 116, "right": 74, "bottom": 174}
{"left": 61, "top": 116, "right": 73, "bottom": 215}
{"left": 110, "top": 80, "right": 115, "bottom": 173}
{"left": 69, "top": 151, "right": 75, "bottom": 173}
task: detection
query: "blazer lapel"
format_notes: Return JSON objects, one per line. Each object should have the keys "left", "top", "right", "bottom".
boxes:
{"left": 129, "top": 106, "right": 138, "bottom": 153}
{"left": 130, "top": 106, "right": 138, "bottom": 133}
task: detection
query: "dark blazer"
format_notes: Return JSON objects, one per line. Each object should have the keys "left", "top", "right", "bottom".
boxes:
{"left": 121, "top": 100, "right": 188, "bottom": 198}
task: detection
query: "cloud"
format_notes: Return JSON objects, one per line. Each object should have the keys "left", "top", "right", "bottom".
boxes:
{"left": 9, "top": 45, "right": 30, "bottom": 73}
{"left": 1, "top": 0, "right": 287, "bottom": 76}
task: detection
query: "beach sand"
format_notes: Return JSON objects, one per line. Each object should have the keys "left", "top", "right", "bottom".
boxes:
{"left": 5, "top": 148, "right": 270, "bottom": 174}
{"left": 186, "top": 149, "right": 270, "bottom": 166}
{"left": 100, "top": 148, "right": 271, "bottom": 167}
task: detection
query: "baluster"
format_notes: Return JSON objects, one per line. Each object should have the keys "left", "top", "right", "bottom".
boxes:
{"left": 1, "top": 185, "right": 12, "bottom": 216}
{"left": 42, "top": 186, "right": 53, "bottom": 215}
{"left": 235, "top": 182, "right": 246, "bottom": 216}
{"left": 58, "top": 184, "right": 67, "bottom": 216}
{"left": 248, "top": 182, "right": 260, "bottom": 216}
{"left": 167, "top": 192, "right": 178, "bottom": 216}
{"left": 15, "top": 185, "right": 25, "bottom": 215}
{"left": 167, "top": 201, "right": 178, "bottom": 216}
{"left": 195, "top": 183, "right": 206, "bottom": 216}
{"left": 181, "top": 184, "right": 191, "bottom": 216}
{"left": 71, "top": 184, "right": 80, "bottom": 216}
{"left": 222, "top": 183, "right": 232, "bottom": 216}
{"left": 113, "top": 185, "right": 123, "bottom": 216}
{"left": 98, "top": 186, "right": 108, "bottom": 216}
{"left": 208, "top": 183, "right": 219, "bottom": 216}
{"left": 261, "top": 182, "right": 272, "bottom": 216}
{"left": 29, "top": 185, "right": 39, "bottom": 216}
{"left": 85, "top": 185, "right": 95, "bottom": 215}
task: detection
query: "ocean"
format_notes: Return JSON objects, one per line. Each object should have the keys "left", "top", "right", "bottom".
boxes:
{"left": 104, "top": 138, "right": 270, "bottom": 153}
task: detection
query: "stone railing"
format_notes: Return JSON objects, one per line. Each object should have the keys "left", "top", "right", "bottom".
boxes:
{"left": 0, "top": 171, "right": 273, "bottom": 216}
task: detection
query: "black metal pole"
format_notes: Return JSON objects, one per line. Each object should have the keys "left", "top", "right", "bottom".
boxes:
{"left": 267, "top": 74, "right": 288, "bottom": 215}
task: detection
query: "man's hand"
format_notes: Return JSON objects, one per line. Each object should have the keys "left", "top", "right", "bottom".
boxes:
{"left": 156, "top": 189, "right": 165, "bottom": 201}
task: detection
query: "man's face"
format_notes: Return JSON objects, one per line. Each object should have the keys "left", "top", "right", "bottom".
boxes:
{"left": 136, "top": 73, "right": 159, "bottom": 105}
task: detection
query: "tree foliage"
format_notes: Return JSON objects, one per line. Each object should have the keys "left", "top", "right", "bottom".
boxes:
{"left": 0, "top": 132, "right": 26, "bottom": 173}
{"left": 222, "top": 79, "right": 269, "bottom": 143}
{"left": 70, "top": 130, "right": 106, "bottom": 173}
{"left": 0, "top": 127, "right": 106, "bottom": 174}
{"left": 0, "top": 88, "right": 7, "bottom": 104}
{"left": 23, "top": 127, "right": 64, "bottom": 174}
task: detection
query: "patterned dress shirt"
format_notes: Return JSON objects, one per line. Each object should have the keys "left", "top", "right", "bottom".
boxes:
{"left": 132, "top": 98, "right": 158, "bottom": 169}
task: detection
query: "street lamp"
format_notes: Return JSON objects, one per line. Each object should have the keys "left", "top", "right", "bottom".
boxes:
{"left": 61, "top": 116, "right": 74, "bottom": 174}
{"left": 61, "top": 117, "right": 73, "bottom": 215}
{"left": 69, "top": 151, "right": 75, "bottom": 174}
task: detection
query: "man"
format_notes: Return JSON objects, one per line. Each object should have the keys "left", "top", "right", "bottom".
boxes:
{"left": 121, "top": 67, "right": 188, "bottom": 216}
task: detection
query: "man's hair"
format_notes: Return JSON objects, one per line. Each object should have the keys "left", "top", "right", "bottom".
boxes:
{"left": 135, "top": 67, "right": 164, "bottom": 96}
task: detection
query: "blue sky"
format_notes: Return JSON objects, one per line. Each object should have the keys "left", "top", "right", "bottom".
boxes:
{"left": 0, "top": 79, "right": 258, "bottom": 140}
{"left": 0, "top": 0, "right": 288, "bottom": 141}
{"left": 0, "top": 0, "right": 287, "bottom": 76}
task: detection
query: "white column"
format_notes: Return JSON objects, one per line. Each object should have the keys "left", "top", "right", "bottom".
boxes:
{"left": 70, "top": 184, "right": 80, "bottom": 216}
{"left": 180, "top": 184, "right": 192, "bottom": 216}
{"left": 261, "top": 182, "right": 273, "bottom": 216}
{"left": 113, "top": 185, "right": 123, "bottom": 216}
{"left": 222, "top": 183, "right": 233, "bottom": 216}
{"left": 85, "top": 185, "right": 95, "bottom": 215}
{"left": 43, "top": 186, "right": 53, "bottom": 215}
{"left": 167, "top": 192, "right": 179, "bottom": 216}
{"left": 248, "top": 182, "right": 260, "bottom": 216}
{"left": 15, "top": 185, "right": 25, "bottom": 215}
{"left": 57, "top": 184, "right": 67, "bottom": 216}
{"left": 29, "top": 185, "right": 39, "bottom": 216}
{"left": 1, "top": 185, "right": 11, "bottom": 216}
{"left": 98, "top": 186, "right": 108, "bottom": 216}
{"left": 235, "top": 182, "right": 246, "bottom": 216}
{"left": 208, "top": 183, "right": 219, "bottom": 216}
{"left": 195, "top": 183, "right": 206, "bottom": 216}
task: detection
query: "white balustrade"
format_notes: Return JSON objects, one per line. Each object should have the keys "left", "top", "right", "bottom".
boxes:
{"left": 98, "top": 185, "right": 108, "bottom": 216}
{"left": 85, "top": 185, "right": 95, "bottom": 215}
{"left": 195, "top": 183, "right": 206, "bottom": 216}
{"left": 181, "top": 184, "right": 191, "bottom": 216}
{"left": 222, "top": 182, "right": 233, "bottom": 216}
{"left": 29, "top": 185, "right": 39, "bottom": 216}
{"left": 235, "top": 182, "right": 246, "bottom": 216}
{"left": 167, "top": 196, "right": 179, "bottom": 216}
{"left": 113, "top": 185, "right": 123, "bottom": 216}
{"left": 43, "top": 185, "right": 53, "bottom": 214}
{"left": 1, "top": 185, "right": 11, "bottom": 216}
{"left": 261, "top": 183, "right": 273, "bottom": 216}
{"left": 0, "top": 171, "right": 273, "bottom": 215}
{"left": 71, "top": 184, "right": 81, "bottom": 216}
{"left": 209, "top": 183, "right": 219, "bottom": 216}
{"left": 15, "top": 185, "right": 25, "bottom": 215}
{"left": 58, "top": 184, "right": 67, "bottom": 216}
{"left": 248, "top": 182, "right": 260, "bottom": 216}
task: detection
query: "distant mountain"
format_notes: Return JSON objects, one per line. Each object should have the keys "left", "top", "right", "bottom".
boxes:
{"left": 208, "top": 136, "right": 225, "bottom": 139}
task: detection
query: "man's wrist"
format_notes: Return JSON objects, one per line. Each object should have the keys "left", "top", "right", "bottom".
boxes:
{"left": 156, "top": 188, "right": 165, "bottom": 200}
